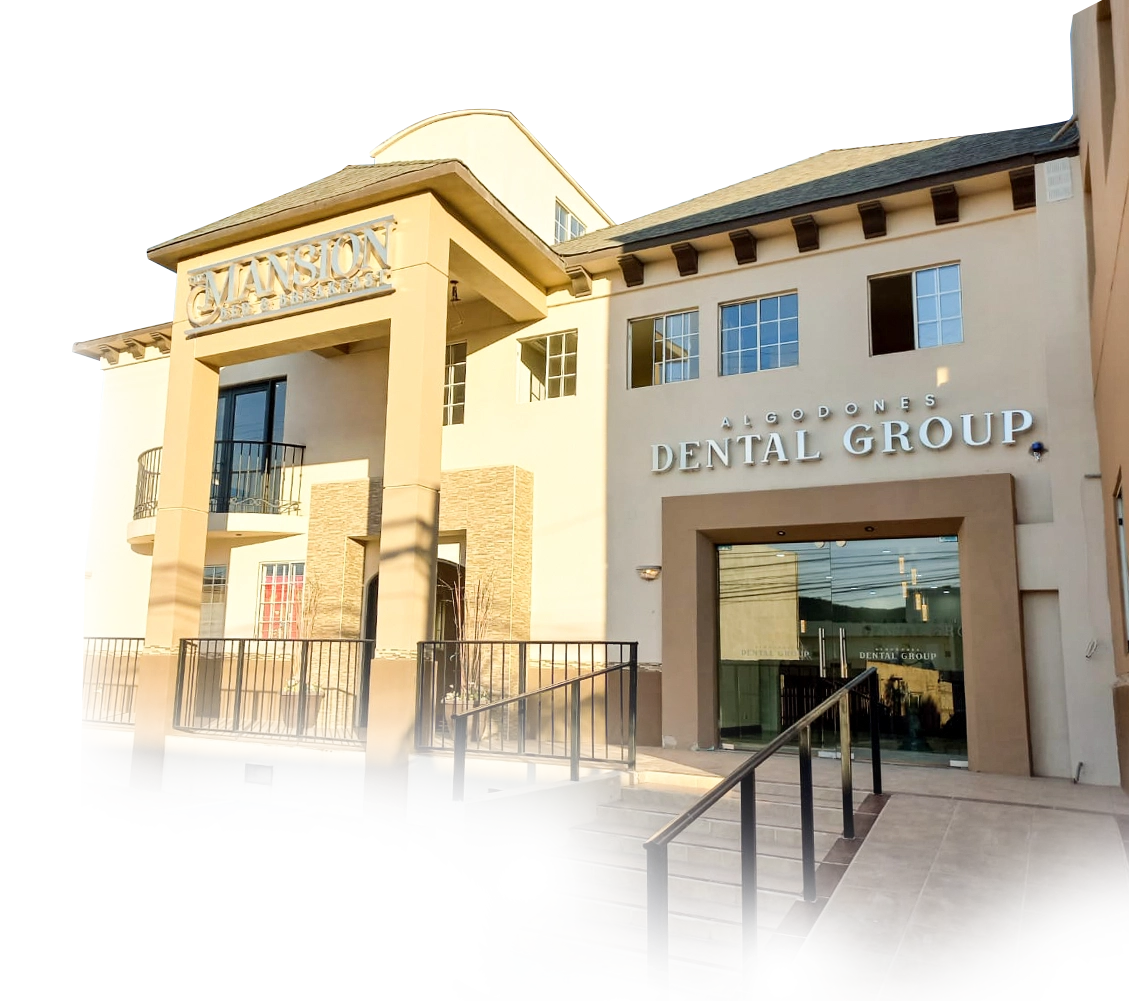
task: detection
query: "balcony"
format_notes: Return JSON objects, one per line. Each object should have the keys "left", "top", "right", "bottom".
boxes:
{"left": 128, "top": 440, "right": 306, "bottom": 545}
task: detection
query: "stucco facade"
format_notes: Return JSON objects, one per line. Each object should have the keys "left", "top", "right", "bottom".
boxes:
{"left": 79, "top": 104, "right": 1125, "bottom": 790}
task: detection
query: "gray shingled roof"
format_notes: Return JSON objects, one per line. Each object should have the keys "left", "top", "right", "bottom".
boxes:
{"left": 553, "top": 122, "right": 1078, "bottom": 257}
{"left": 149, "top": 160, "right": 454, "bottom": 253}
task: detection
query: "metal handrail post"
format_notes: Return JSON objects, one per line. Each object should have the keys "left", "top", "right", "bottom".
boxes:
{"left": 517, "top": 642, "right": 527, "bottom": 755}
{"left": 295, "top": 640, "right": 310, "bottom": 736}
{"left": 645, "top": 843, "right": 669, "bottom": 977}
{"left": 740, "top": 772, "right": 758, "bottom": 966}
{"left": 570, "top": 678, "right": 581, "bottom": 782}
{"left": 869, "top": 670, "right": 883, "bottom": 795}
{"left": 628, "top": 643, "right": 639, "bottom": 771}
{"left": 232, "top": 639, "right": 245, "bottom": 733}
{"left": 798, "top": 724, "right": 816, "bottom": 902}
{"left": 839, "top": 692, "right": 854, "bottom": 839}
{"left": 453, "top": 714, "right": 468, "bottom": 801}
{"left": 172, "top": 639, "right": 189, "bottom": 728}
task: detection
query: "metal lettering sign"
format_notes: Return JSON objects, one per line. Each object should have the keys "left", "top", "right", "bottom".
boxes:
{"left": 185, "top": 216, "right": 394, "bottom": 335}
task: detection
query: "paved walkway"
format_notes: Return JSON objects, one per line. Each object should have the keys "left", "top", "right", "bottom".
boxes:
{"left": 451, "top": 947, "right": 713, "bottom": 1001}
{"left": 781, "top": 794, "right": 1129, "bottom": 997}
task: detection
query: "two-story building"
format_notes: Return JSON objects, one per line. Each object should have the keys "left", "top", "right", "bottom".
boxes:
{"left": 78, "top": 105, "right": 1124, "bottom": 795}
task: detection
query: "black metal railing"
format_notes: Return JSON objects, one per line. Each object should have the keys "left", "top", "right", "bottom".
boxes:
{"left": 174, "top": 638, "right": 367, "bottom": 744}
{"left": 82, "top": 637, "right": 142, "bottom": 724}
{"left": 132, "top": 440, "right": 305, "bottom": 520}
{"left": 447, "top": 654, "right": 641, "bottom": 803}
{"left": 643, "top": 667, "right": 882, "bottom": 975}
{"left": 415, "top": 641, "right": 638, "bottom": 798}
{"left": 133, "top": 449, "right": 161, "bottom": 519}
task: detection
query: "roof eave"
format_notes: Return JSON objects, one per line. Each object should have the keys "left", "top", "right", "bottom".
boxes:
{"left": 559, "top": 140, "right": 1079, "bottom": 268}
{"left": 146, "top": 161, "right": 570, "bottom": 291}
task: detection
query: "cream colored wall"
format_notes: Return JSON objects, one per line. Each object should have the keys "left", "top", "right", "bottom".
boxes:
{"left": 602, "top": 164, "right": 1119, "bottom": 783}
{"left": 83, "top": 349, "right": 169, "bottom": 637}
{"left": 371, "top": 111, "right": 608, "bottom": 245}
{"left": 440, "top": 287, "right": 611, "bottom": 639}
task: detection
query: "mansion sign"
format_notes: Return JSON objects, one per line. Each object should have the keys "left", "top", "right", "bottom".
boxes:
{"left": 186, "top": 217, "right": 395, "bottom": 334}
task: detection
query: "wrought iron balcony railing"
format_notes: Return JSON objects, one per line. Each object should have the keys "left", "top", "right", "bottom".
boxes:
{"left": 132, "top": 440, "right": 305, "bottom": 520}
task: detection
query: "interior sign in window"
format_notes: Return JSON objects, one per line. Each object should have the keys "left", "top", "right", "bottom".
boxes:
{"left": 186, "top": 216, "right": 395, "bottom": 334}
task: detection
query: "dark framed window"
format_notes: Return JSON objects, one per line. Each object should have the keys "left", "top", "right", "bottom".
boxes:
{"left": 443, "top": 342, "right": 467, "bottom": 425}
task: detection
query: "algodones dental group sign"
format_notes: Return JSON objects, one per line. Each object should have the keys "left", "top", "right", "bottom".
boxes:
{"left": 185, "top": 217, "right": 394, "bottom": 334}
{"left": 651, "top": 394, "right": 1036, "bottom": 473}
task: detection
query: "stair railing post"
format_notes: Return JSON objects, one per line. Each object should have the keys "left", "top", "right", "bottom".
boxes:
{"left": 645, "top": 842, "right": 669, "bottom": 978}
{"left": 295, "top": 640, "right": 310, "bottom": 736}
{"left": 839, "top": 692, "right": 854, "bottom": 839}
{"left": 798, "top": 724, "right": 817, "bottom": 902}
{"left": 628, "top": 642, "right": 639, "bottom": 771}
{"left": 570, "top": 678, "right": 581, "bottom": 782}
{"left": 517, "top": 642, "right": 527, "bottom": 755}
{"left": 231, "top": 639, "right": 245, "bottom": 733}
{"left": 740, "top": 772, "right": 759, "bottom": 966}
{"left": 453, "top": 713, "right": 468, "bottom": 801}
{"left": 869, "top": 669, "right": 883, "bottom": 795}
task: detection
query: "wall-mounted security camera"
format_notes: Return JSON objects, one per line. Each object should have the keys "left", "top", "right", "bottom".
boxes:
{"left": 1028, "top": 441, "right": 1049, "bottom": 461}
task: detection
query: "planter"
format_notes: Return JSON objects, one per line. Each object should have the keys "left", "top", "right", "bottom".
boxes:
{"left": 280, "top": 691, "right": 324, "bottom": 735}
{"left": 444, "top": 700, "right": 487, "bottom": 742}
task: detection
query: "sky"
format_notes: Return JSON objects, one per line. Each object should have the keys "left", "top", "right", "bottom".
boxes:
{"left": 15, "top": 3, "right": 1083, "bottom": 997}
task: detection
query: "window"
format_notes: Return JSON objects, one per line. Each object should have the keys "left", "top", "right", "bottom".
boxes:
{"left": 870, "top": 263, "right": 963, "bottom": 355}
{"left": 1117, "top": 487, "right": 1129, "bottom": 653}
{"left": 554, "top": 200, "right": 586, "bottom": 244}
{"left": 520, "top": 331, "right": 577, "bottom": 401}
{"left": 629, "top": 311, "right": 699, "bottom": 388}
{"left": 257, "top": 562, "right": 305, "bottom": 639}
{"left": 216, "top": 378, "right": 286, "bottom": 442}
{"left": 200, "top": 565, "right": 228, "bottom": 639}
{"left": 720, "top": 293, "right": 799, "bottom": 375}
{"left": 443, "top": 342, "right": 466, "bottom": 426}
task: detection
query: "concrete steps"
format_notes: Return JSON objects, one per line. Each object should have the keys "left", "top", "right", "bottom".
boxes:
{"left": 554, "top": 773, "right": 851, "bottom": 971}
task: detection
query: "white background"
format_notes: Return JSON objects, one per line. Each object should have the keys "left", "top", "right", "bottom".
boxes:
{"left": 0, "top": 1, "right": 1101, "bottom": 994}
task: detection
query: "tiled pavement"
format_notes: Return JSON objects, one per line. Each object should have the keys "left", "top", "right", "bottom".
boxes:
{"left": 637, "top": 747, "right": 1129, "bottom": 994}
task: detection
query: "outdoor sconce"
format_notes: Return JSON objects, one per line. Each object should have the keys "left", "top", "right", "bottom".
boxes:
{"left": 636, "top": 565, "right": 662, "bottom": 581}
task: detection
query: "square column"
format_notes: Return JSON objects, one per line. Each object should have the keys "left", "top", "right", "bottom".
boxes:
{"left": 131, "top": 347, "right": 219, "bottom": 790}
{"left": 366, "top": 260, "right": 449, "bottom": 805}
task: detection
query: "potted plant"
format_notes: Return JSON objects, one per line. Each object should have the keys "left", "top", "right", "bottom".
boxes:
{"left": 442, "top": 682, "right": 491, "bottom": 742}
{"left": 280, "top": 675, "right": 323, "bottom": 735}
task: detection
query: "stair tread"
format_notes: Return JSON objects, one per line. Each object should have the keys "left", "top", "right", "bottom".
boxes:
{"left": 539, "top": 844, "right": 803, "bottom": 893}
{"left": 512, "top": 875, "right": 785, "bottom": 929}
{"left": 483, "top": 898, "right": 740, "bottom": 970}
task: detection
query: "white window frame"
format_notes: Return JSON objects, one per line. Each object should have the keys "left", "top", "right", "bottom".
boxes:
{"left": 443, "top": 341, "right": 467, "bottom": 426}
{"left": 554, "top": 200, "right": 585, "bottom": 244}
{"left": 912, "top": 263, "right": 963, "bottom": 349}
{"left": 257, "top": 562, "right": 305, "bottom": 640}
{"left": 520, "top": 331, "right": 577, "bottom": 401}
{"left": 1117, "top": 486, "right": 1129, "bottom": 653}
{"left": 629, "top": 309, "right": 700, "bottom": 388}
{"left": 719, "top": 291, "right": 800, "bottom": 376}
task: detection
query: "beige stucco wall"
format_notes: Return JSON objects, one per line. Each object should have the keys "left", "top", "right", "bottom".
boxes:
{"left": 371, "top": 110, "right": 610, "bottom": 245}
{"left": 1073, "top": 0, "right": 1129, "bottom": 790}
{"left": 83, "top": 348, "right": 168, "bottom": 637}
{"left": 602, "top": 165, "right": 1119, "bottom": 783}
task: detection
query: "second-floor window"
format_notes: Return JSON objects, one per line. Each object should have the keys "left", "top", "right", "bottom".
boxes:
{"left": 554, "top": 200, "right": 586, "bottom": 243}
{"left": 720, "top": 292, "right": 799, "bottom": 375}
{"left": 629, "top": 310, "right": 699, "bottom": 388}
{"left": 443, "top": 342, "right": 467, "bottom": 426}
{"left": 521, "top": 331, "right": 577, "bottom": 401}
{"left": 870, "top": 263, "right": 963, "bottom": 355}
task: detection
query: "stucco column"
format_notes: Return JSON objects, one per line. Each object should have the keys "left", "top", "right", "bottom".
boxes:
{"left": 131, "top": 344, "right": 219, "bottom": 790}
{"left": 366, "top": 257, "right": 448, "bottom": 805}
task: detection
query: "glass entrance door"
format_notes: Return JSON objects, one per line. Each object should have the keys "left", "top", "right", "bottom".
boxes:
{"left": 718, "top": 536, "right": 966, "bottom": 764}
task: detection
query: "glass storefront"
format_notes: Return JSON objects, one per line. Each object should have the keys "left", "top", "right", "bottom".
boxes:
{"left": 718, "top": 536, "right": 965, "bottom": 764}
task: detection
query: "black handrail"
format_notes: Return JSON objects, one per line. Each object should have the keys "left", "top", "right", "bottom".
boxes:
{"left": 448, "top": 655, "right": 638, "bottom": 801}
{"left": 643, "top": 667, "right": 882, "bottom": 974}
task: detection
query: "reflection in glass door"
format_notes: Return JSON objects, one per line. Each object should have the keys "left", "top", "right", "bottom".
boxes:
{"left": 718, "top": 536, "right": 965, "bottom": 764}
